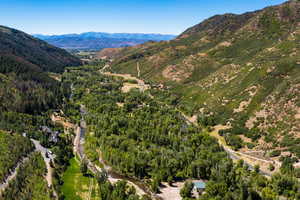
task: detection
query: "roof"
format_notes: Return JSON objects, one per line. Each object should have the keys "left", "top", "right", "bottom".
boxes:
{"left": 194, "top": 181, "right": 206, "bottom": 189}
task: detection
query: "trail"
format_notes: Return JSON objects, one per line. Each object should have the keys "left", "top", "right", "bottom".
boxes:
{"left": 209, "top": 126, "right": 280, "bottom": 177}
{"left": 99, "top": 64, "right": 110, "bottom": 73}
{"left": 71, "top": 63, "right": 277, "bottom": 199}
{"left": 137, "top": 62, "right": 141, "bottom": 77}
{"left": 100, "top": 63, "right": 149, "bottom": 93}
{"left": 102, "top": 71, "right": 150, "bottom": 92}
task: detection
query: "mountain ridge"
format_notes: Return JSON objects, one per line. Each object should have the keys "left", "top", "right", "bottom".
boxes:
{"left": 34, "top": 32, "right": 176, "bottom": 40}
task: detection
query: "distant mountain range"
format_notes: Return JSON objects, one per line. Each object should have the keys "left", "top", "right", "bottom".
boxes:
{"left": 34, "top": 32, "right": 176, "bottom": 50}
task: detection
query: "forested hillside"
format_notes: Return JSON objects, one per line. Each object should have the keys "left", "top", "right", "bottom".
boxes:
{"left": 0, "top": 25, "right": 81, "bottom": 72}
{"left": 0, "top": 25, "right": 81, "bottom": 115}
{"left": 1, "top": 1, "right": 300, "bottom": 199}
{"left": 0, "top": 25, "right": 81, "bottom": 199}
{"left": 111, "top": 1, "right": 300, "bottom": 159}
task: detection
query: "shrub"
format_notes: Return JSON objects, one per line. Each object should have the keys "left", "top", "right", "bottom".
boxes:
{"left": 126, "top": 79, "right": 138, "bottom": 84}
{"left": 246, "top": 143, "right": 255, "bottom": 149}
{"left": 180, "top": 181, "right": 194, "bottom": 198}
{"left": 197, "top": 115, "right": 216, "bottom": 127}
{"left": 294, "top": 168, "right": 300, "bottom": 178}
{"left": 80, "top": 161, "right": 88, "bottom": 176}
{"left": 225, "top": 134, "right": 243, "bottom": 150}
{"left": 269, "top": 150, "right": 281, "bottom": 157}
{"left": 218, "top": 129, "right": 230, "bottom": 136}
{"left": 268, "top": 164, "right": 275, "bottom": 171}
{"left": 280, "top": 135, "right": 296, "bottom": 147}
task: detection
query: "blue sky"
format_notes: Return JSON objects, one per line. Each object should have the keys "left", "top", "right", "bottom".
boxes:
{"left": 1, "top": 0, "right": 287, "bottom": 35}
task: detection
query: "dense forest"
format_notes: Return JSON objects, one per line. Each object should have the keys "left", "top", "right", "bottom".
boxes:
{"left": 0, "top": 25, "right": 81, "bottom": 73}
{"left": 0, "top": 131, "right": 34, "bottom": 184}
{"left": 0, "top": 55, "right": 65, "bottom": 114}
{"left": 98, "top": 179, "right": 148, "bottom": 200}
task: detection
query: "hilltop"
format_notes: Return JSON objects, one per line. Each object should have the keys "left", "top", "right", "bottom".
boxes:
{"left": 111, "top": 0, "right": 300, "bottom": 160}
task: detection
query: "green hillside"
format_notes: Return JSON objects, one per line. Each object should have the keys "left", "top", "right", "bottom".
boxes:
{"left": 111, "top": 0, "right": 300, "bottom": 157}
{"left": 0, "top": 26, "right": 81, "bottom": 199}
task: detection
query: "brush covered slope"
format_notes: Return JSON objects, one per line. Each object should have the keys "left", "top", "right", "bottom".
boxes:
{"left": 111, "top": 1, "right": 300, "bottom": 158}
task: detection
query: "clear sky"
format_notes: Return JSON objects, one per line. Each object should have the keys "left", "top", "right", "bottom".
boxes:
{"left": 1, "top": 0, "right": 287, "bottom": 35}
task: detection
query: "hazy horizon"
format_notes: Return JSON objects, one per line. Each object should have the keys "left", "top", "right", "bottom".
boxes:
{"left": 33, "top": 31, "right": 177, "bottom": 36}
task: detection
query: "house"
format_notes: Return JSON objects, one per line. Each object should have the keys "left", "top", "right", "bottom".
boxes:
{"left": 41, "top": 126, "right": 60, "bottom": 143}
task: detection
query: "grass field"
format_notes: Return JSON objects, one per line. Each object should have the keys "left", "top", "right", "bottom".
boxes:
{"left": 61, "top": 157, "right": 99, "bottom": 200}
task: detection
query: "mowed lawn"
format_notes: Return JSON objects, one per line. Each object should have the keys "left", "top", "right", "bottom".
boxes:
{"left": 61, "top": 157, "right": 99, "bottom": 200}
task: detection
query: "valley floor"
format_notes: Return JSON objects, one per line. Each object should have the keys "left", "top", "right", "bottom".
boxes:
{"left": 102, "top": 63, "right": 283, "bottom": 178}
